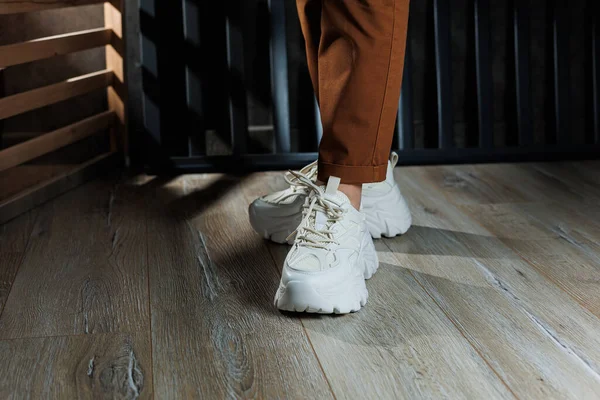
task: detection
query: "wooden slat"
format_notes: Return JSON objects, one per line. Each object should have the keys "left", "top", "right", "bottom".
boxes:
{"left": 105, "top": 1, "right": 126, "bottom": 153}
{"left": 0, "top": 111, "right": 115, "bottom": 172}
{"left": 0, "top": 152, "right": 117, "bottom": 224}
{"left": 0, "top": 69, "right": 114, "bottom": 120}
{"left": 0, "top": 0, "right": 114, "bottom": 14}
{"left": 0, "top": 28, "right": 111, "bottom": 68}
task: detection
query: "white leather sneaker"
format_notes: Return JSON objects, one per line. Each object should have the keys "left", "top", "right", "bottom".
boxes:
{"left": 274, "top": 175, "right": 379, "bottom": 314}
{"left": 249, "top": 152, "right": 411, "bottom": 244}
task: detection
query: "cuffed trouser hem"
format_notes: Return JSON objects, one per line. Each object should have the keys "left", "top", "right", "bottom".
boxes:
{"left": 317, "top": 161, "right": 388, "bottom": 185}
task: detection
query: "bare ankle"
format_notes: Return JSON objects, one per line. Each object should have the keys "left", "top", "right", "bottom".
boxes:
{"left": 317, "top": 179, "right": 362, "bottom": 210}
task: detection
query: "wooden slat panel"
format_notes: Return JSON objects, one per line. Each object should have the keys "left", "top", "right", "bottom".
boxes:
{"left": 105, "top": 1, "right": 126, "bottom": 153}
{"left": 0, "top": 69, "right": 113, "bottom": 120}
{"left": 0, "top": 111, "right": 115, "bottom": 172}
{"left": 0, "top": 0, "right": 112, "bottom": 14}
{"left": 0, "top": 28, "right": 111, "bottom": 68}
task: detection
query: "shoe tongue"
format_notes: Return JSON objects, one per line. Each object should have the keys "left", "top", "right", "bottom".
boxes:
{"left": 314, "top": 177, "right": 349, "bottom": 229}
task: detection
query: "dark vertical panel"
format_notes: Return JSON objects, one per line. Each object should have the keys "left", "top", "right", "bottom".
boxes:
{"left": 474, "top": 0, "right": 494, "bottom": 149}
{"left": 593, "top": 1, "right": 600, "bottom": 144}
{"left": 154, "top": 0, "right": 188, "bottom": 156}
{"left": 268, "top": 0, "right": 291, "bottom": 153}
{"left": 398, "top": 39, "right": 414, "bottom": 150}
{"left": 552, "top": 0, "right": 571, "bottom": 144}
{"left": 433, "top": 0, "right": 454, "bottom": 149}
{"left": 225, "top": 0, "right": 248, "bottom": 155}
{"left": 513, "top": 0, "right": 533, "bottom": 146}
{"left": 182, "top": 0, "right": 206, "bottom": 156}
{"left": 314, "top": 95, "right": 323, "bottom": 145}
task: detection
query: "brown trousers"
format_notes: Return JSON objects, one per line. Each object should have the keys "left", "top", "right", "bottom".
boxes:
{"left": 296, "top": 0, "right": 411, "bottom": 184}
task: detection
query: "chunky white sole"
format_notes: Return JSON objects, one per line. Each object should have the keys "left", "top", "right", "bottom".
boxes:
{"left": 361, "top": 184, "right": 412, "bottom": 239}
{"left": 274, "top": 232, "right": 379, "bottom": 314}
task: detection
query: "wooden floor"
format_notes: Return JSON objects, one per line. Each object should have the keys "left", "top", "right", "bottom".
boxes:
{"left": 1, "top": 161, "right": 600, "bottom": 399}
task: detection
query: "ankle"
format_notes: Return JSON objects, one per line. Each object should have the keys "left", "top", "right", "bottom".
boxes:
{"left": 317, "top": 179, "right": 362, "bottom": 210}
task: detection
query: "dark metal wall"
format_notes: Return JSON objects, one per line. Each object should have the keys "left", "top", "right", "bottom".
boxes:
{"left": 131, "top": 0, "right": 600, "bottom": 173}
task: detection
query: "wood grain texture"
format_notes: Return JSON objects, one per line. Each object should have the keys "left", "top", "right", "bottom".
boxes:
{"left": 0, "top": 210, "right": 36, "bottom": 313}
{"left": 0, "top": 111, "right": 115, "bottom": 172}
{"left": 240, "top": 172, "right": 513, "bottom": 399}
{"left": 0, "top": 69, "right": 113, "bottom": 120}
{"left": 415, "top": 164, "right": 600, "bottom": 354}
{"left": 429, "top": 163, "right": 600, "bottom": 319}
{"left": 420, "top": 163, "right": 600, "bottom": 318}
{"left": 0, "top": 0, "right": 106, "bottom": 14}
{"left": 460, "top": 202, "right": 600, "bottom": 318}
{"left": 0, "top": 175, "right": 149, "bottom": 338}
{"left": 146, "top": 174, "right": 332, "bottom": 398}
{"left": 0, "top": 27, "right": 111, "bottom": 68}
{"left": 0, "top": 332, "right": 151, "bottom": 399}
{"left": 0, "top": 152, "right": 118, "bottom": 224}
{"left": 387, "top": 167, "right": 600, "bottom": 398}
{"left": 420, "top": 164, "right": 530, "bottom": 205}
{"left": 104, "top": 1, "right": 126, "bottom": 153}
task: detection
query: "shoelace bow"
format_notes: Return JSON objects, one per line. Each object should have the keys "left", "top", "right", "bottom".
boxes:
{"left": 285, "top": 170, "right": 346, "bottom": 249}
{"left": 275, "top": 161, "right": 318, "bottom": 202}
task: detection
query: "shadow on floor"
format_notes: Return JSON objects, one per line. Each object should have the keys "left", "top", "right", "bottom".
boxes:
{"left": 379, "top": 225, "right": 521, "bottom": 259}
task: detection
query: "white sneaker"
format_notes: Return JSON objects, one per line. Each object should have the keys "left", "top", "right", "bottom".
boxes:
{"left": 274, "top": 175, "right": 379, "bottom": 314}
{"left": 249, "top": 152, "right": 411, "bottom": 244}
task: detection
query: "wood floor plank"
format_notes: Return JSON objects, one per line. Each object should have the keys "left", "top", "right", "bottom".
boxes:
{"left": 421, "top": 163, "right": 600, "bottom": 318}
{"left": 532, "top": 162, "right": 600, "bottom": 202}
{"left": 464, "top": 163, "right": 598, "bottom": 208}
{"left": 422, "top": 164, "right": 530, "bottom": 205}
{"left": 0, "top": 332, "right": 151, "bottom": 399}
{"left": 146, "top": 174, "right": 332, "bottom": 399}
{"left": 0, "top": 176, "right": 149, "bottom": 338}
{"left": 383, "top": 167, "right": 600, "bottom": 398}
{"left": 241, "top": 172, "right": 514, "bottom": 399}
{"left": 458, "top": 202, "right": 600, "bottom": 318}
{"left": 0, "top": 211, "right": 37, "bottom": 313}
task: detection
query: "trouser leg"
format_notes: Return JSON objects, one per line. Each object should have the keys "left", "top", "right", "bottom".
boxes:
{"left": 296, "top": 0, "right": 410, "bottom": 184}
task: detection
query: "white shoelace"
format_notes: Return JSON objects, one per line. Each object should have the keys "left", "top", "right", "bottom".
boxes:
{"left": 273, "top": 161, "right": 318, "bottom": 203}
{"left": 285, "top": 171, "right": 345, "bottom": 249}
